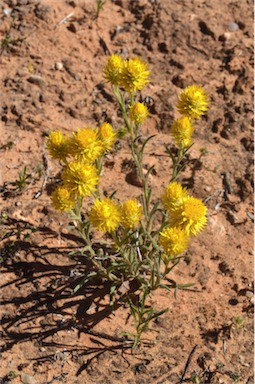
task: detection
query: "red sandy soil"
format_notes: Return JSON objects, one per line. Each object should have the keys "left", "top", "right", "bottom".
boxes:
{"left": 0, "top": 1, "right": 254, "bottom": 383}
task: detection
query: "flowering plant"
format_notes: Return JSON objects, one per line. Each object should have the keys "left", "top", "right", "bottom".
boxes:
{"left": 47, "top": 55, "right": 209, "bottom": 347}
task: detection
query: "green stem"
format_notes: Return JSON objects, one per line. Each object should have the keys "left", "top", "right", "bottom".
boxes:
{"left": 170, "top": 147, "right": 184, "bottom": 182}
{"left": 111, "top": 230, "right": 121, "bottom": 248}
{"left": 113, "top": 86, "right": 134, "bottom": 140}
{"left": 130, "top": 139, "right": 144, "bottom": 183}
{"left": 141, "top": 222, "right": 161, "bottom": 253}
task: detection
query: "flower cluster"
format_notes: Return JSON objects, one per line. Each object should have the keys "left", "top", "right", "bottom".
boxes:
{"left": 129, "top": 102, "right": 149, "bottom": 125}
{"left": 171, "top": 117, "right": 194, "bottom": 148}
{"left": 70, "top": 128, "right": 104, "bottom": 163}
{"left": 51, "top": 185, "right": 76, "bottom": 212}
{"left": 159, "top": 181, "right": 207, "bottom": 263}
{"left": 104, "top": 54, "right": 150, "bottom": 93}
{"left": 177, "top": 84, "right": 209, "bottom": 120}
{"left": 171, "top": 84, "right": 209, "bottom": 148}
{"left": 97, "top": 122, "right": 117, "bottom": 151}
{"left": 61, "top": 161, "right": 99, "bottom": 197}
{"left": 89, "top": 198, "right": 142, "bottom": 233}
{"left": 46, "top": 123, "right": 117, "bottom": 212}
{"left": 47, "top": 126, "right": 142, "bottom": 233}
{"left": 47, "top": 131, "right": 70, "bottom": 161}
{"left": 103, "top": 54, "right": 124, "bottom": 86}
{"left": 89, "top": 198, "right": 121, "bottom": 233}
{"left": 46, "top": 54, "right": 210, "bottom": 346}
{"left": 159, "top": 227, "right": 189, "bottom": 258}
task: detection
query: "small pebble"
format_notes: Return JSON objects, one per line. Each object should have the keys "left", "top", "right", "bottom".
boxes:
{"left": 21, "top": 373, "right": 36, "bottom": 384}
{"left": 55, "top": 62, "right": 63, "bottom": 71}
{"left": 15, "top": 201, "right": 22, "bottom": 207}
{"left": 205, "top": 186, "right": 211, "bottom": 192}
{"left": 228, "top": 22, "right": 239, "bottom": 32}
{"left": 27, "top": 75, "right": 45, "bottom": 88}
{"left": 220, "top": 32, "right": 231, "bottom": 41}
{"left": 3, "top": 8, "right": 12, "bottom": 15}
{"left": 17, "top": 69, "right": 28, "bottom": 77}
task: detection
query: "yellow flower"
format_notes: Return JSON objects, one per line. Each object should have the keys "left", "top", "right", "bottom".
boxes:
{"left": 177, "top": 84, "right": 209, "bottom": 120}
{"left": 51, "top": 185, "right": 76, "bottom": 212}
{"left": 161, "top": 181, "right": 188, "bottom": 210}
{"left": 159, "top": 226, "right": 189, "bottom": 258}
{"left": 47, "top": 131, "right": 70, "bottom": 161}
{"left": 61, "top": 161, "right": 99, "bottom": 197}
{"left": 97, "top": 122, "right": 116, "bottom": 151}
{"left": 129, "top": 102, "right": 149, "bottom": 124}
{"left": 169, "top": 196, "right": 207, "bottom": 236}
{"left": 70, "top": 128, "right": 104, "bottom": 163}
{"left": 89, "top": 198, "right": 121, "bottom": 233}
{"left": 171, "top": 116, "right": 194, "bottom": 148}
{"left": 120, "top": 57, "right": 150, "bottom": 93}
{"left": 104, "top": 54, "right": 124, "bottom": 86}
{"left": 121, "top": 199, "right": 142, "bottom": 229}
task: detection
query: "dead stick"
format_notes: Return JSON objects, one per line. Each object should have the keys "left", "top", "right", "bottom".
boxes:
{"left": 54, "top": 12, "right": 74, "bottom": 29}
{"left": 180, "top": 344, "right": 198, "bottom": 383}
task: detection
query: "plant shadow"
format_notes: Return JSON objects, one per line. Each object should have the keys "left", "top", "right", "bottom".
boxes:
{"left": 0, "top": 217, "right": 138, "bottom": 373}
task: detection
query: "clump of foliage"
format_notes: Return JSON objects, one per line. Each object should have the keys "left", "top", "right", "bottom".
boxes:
{"left": 46, "top": 54, "right": 209, "bottom": 347}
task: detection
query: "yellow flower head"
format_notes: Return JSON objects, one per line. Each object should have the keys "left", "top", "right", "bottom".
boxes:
{"left": 120, "top": 57, "right": 150, "bottom": 93}
{"left": 104, "top": 54, "right": 124, "bottom": 86}
{"left": 47, "top": 131, "right": 70, "bottom": 161}
{"left": 171, "top": 116, "right": 195, "bottom": 148}
{"left": 121, "top": 199, "right": 142, "bottom": 229}
{"left": 159, "top": 226, "right": 189, "bottom": 259}
{"left": 97, "top": 122, "right": 116, "bottom": 151}
{"left": 70, "top": 128, "right": 104, "bottom": 163}
{"left": 129, "top": 102, "right": 149, "bottom": 124}
{"left": 89, "top": 198, "right": 121, "bottom": 233}
{"left": 177, "top": 84, "right": 209, "bottom": 120}
{"left": 51, "top": 185, "right": 76, "bottom": 212}
{"left": 161, "top": 181, "right": 189, "bottom": 210}
{"left": 61, "top": 161, "right": 99, "bottom": 197}
{"left": 169, "top": 196, "right": 207, "bottom": 236}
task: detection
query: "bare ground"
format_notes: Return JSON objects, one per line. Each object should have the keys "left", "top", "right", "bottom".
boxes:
{"left": 0, "top": 1, "right": 254, "bottom": 383}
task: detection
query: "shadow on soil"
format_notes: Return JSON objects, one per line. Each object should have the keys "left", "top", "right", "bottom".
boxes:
{"left": 0, "top": 217, "right": 138, "bottom": 375}
{"left": 1, "top": 218, "right": 248, "bottom": 383}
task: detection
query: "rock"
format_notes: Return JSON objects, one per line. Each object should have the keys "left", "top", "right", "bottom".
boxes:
{"left": 21, "top": 373, "right": 36, "bottom": 384}
{"left": 55, "top": 62, "right": 64, "bottom": 70}
{"left": 219, "top": 32, "right": 232, "bottom": 41}
{"left": 16, "top": 68, "right": 28, "bottom": 77}
{"left": 228, "top": 22, "right": 239, "bottom": 32}
{"left": 27, "top": 75, "right": 45, "bottom": 88}
{"left": 3, "top": 8, "right": 12, "bottom": 16}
